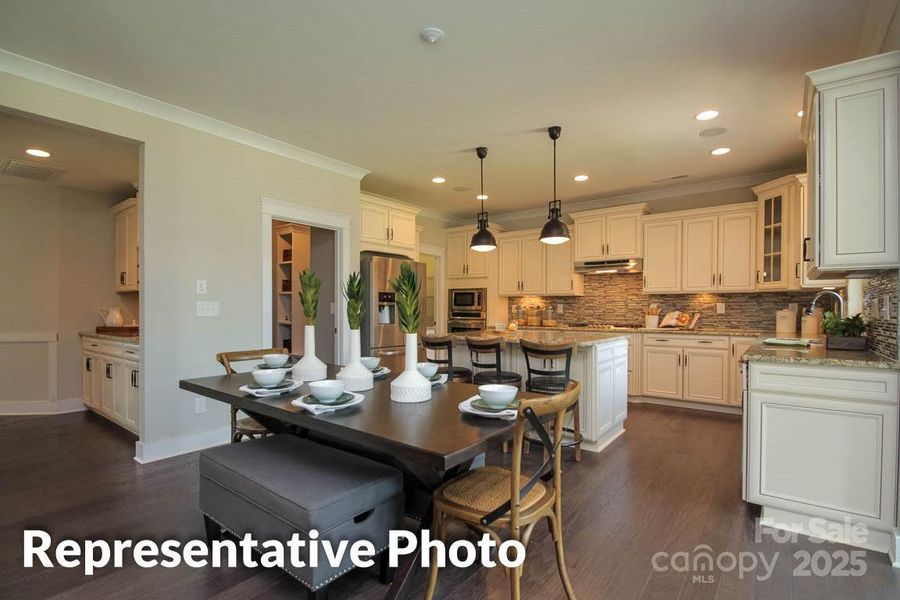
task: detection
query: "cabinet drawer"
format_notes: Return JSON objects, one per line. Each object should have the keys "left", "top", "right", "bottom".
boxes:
{"left": 82, "top": 337, "right": 101, "bottom": 352}
{"left": 99, "top": 341, "right": 124, "bottom": 358}
{"left": 123, "top": 344, "right": 140, "bottom": 362}
{"left": 749, "top": 363, "right": 899, "bottom": 404}
{"left": 642, "top": 335, "right": 728, "bottom": 349}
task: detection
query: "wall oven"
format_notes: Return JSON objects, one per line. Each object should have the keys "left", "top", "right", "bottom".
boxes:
{"left": 449, "top": 288, "right": 485, "bottom": 313}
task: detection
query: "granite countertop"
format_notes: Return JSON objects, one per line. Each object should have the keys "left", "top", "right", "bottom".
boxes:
{"left": 451, "top": 329, "right": 629, "bottom": 347}
{"left": 517, "top": 325, "right": 766, "bottom": 337}
{"left": 80, "top": 331, "right": 140, "bottom": 344}
{"left": 743, "top": 340, "right": 900, "bottom": 371}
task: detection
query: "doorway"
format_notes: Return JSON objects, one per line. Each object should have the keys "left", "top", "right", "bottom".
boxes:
{"left": 417, "top": 243, "right": 446, "bottom": 335}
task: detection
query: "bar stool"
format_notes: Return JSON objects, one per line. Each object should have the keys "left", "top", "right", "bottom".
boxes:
{"left": 519, "top": 340, "right": 582, "bottom": 462}
{"left": 466, "top": 337, "right": 523, "bottom": 387}
{"left": 422, "top": 335, "right": 473, "bottom": 383}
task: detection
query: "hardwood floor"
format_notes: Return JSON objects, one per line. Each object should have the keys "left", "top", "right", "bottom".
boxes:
{"left": 1, "top": 405, "right": 898, "bottom": 599}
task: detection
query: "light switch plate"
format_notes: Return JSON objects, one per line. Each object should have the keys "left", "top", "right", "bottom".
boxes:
{"left": 196, "top": 301, "right": 219, "bottom": 317}
{"left": 194, "top": 397, "right": 207, "bottom": 414}
{"left": 196, "top": 279, "right": 207, "bottom": 294}
{"left": 716, "top": 303, "right": 725, "bottom": 314}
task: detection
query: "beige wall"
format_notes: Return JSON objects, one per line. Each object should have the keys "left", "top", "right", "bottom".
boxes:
{"left": 0, "top": 181, "right": 133, "bottom": 406}
{"left": 0, "top": 71, "right": 362, "bottom": 460}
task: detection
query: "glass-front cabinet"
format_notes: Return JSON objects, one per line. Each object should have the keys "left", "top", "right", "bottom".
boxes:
{"left": 755, "top": 183, "right": 790, "bottom": 290}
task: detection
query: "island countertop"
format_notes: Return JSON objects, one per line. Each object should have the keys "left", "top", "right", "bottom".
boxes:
{"left": 450, "top": 329, "right": 630, "bottom": 347}
{"left": 742, "top": 341, "right": 900, "bottom": 371}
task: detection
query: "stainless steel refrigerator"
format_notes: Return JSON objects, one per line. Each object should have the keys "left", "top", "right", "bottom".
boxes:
{"left": 359, "top": 252, "right": 427, "bottom": 358}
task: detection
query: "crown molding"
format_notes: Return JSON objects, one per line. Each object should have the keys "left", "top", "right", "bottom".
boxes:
{"left": 359, "top": 190, "right": 466, "bottom": 225}
{"left": 492, "top": 169, "right": 797, "bottom": 225}
{"left": 0, "top": 49, "right": 369, "bottom": 180}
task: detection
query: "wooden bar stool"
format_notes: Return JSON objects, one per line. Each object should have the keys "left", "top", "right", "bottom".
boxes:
{"left": 216, "top": 348, "right": 288, "bottom": 442}
{"left": 519, "top": 340, "right": 582, "bottom": 462}
{"left": 466, "top": 337, "right": 523, "bottom": 387}
{"left": 422, "top": 335, "right": 472, "bottom": 383}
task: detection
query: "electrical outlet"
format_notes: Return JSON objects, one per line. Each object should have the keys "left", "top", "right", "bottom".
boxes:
{"left": 194, "top": 397, "right": 207, "bottom": 414}
{"left": 716, "top": 303, "right": 725, "bottom": 314}
{"left": 557, "top": 304, "right": 564, "bottom": 314}
{"left": 196, "top": 301, "right": 219, "bottom": 317}
{"left": 883, "top": 294, "right": 893, "bottom": 320}
{"left": 196, "top": 279, "right": 207, "bottom": 294}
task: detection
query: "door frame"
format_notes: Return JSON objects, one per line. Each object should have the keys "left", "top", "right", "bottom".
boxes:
{"left": 417, "top": 242, "right": 447, "bottom": 334}
{"left": 260, "top": 197, "right": 351, "bottom": 363}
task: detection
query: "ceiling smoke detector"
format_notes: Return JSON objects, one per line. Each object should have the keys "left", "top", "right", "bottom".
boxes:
{"left": 420, "top": 27, "right": 445, "bottom": 44}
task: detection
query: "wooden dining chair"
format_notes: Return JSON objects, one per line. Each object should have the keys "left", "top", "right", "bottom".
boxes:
{"left": 422, "top": 335, "right": 472, "bottom": 383}
{"left": 519, "top": 340, "right": 582, "bottom": 462}
{"left": 216, "top": 348, "right": 288, "bottom": 443}
{"left": 425, "top": 381, "right": 582, "bottom": 600}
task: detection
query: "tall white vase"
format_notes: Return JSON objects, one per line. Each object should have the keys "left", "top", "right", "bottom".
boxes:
{"left": 293, "top": 325, "right": 327, "bottom": 382}
{"left": 391, "top": 333, "right": 431, "bottom": 403}
{"left": 336, "top": 329, "right": 373, "bottom": 391}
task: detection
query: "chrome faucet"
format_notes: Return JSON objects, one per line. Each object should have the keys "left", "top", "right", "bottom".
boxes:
{"left": 808, "top": 290, "right": 845, "bottom": 317}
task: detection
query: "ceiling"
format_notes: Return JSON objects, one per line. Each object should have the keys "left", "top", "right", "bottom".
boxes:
{"left": 0, "top": 109, "right": 139, "bottom": 195}
{"left": 0, "top": 0, "right": 875, "bottom": 216}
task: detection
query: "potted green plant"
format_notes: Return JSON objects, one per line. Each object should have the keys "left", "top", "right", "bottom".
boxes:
{"left": 336, "top": 272, "right": 373, "bottom": 391}
{"left": 292, "top": 270, "right": 327, "bottom": 381}
{"left": 822, "top": 312, "right": 868, "bottom": 351}
{"left": 389, "top": 263, "right": 431, "bottom": 403}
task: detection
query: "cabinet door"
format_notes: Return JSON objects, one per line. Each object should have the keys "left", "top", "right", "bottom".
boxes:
{"left": 683, "top": 348, "right": 729, "bottom": 404}
{"left": 573, "top": 217, "right": 606, "bottom": 261}
{"left": 114, "top": 211, "right": 128, "bottom": 290}
{"left": 799, "top": 179, "right": 846, "bottom": 288}
{"left": 643, "top": 220, "right": 682, "bottom": 292}
{"left": 360, "top": 203, "right": 389, "bottom": 244}
{"left": 466, "top": 244, "right": 488, "bottom": 278}
{"left": 123, "top": 364, "right": 140, "bottom": 432}
{"left": 100, "top": 359, "right": 116, "bottom": 415}
{"left": 124, "top": 206, "right": 139, "bottom": 289}
{"left": 606, "top": 212, "right": 643, "bottom": 259}
{"left": 718, "top": 210, "right": 757, "bottom": 291}
{"left": 498, "top": 237, "right": 523, "bottom": 295}
{"left": 729, "top": 337, "right": 756, "bottom": 406}
{"left": 447, "top": 233, "right": 469, "bottom": 278}
{"left": 682, "top": 216, "right": 717, "bottom": 292}
{"left": 641, "top": 345, "right": 682, "bottom": 399}
{"left": 820, "top": 74, "right": 899, "bottom": 269}
{"left": 82, "top": 353, "right": 97, "bottom": 408}
{"left": 626, "top": 334, "right": 641, "bottom": 396}
{"left": 388, "top": 210, "right": 417, "bottom": 249}
{"left": 520, "top": 237, "right": 546, "bottom": 294}
{"left": 545, "top": 239, "right": 578, "bottom": 295}
{"left": 757, "top": 188, "right": 789, "bottom": 290}
{"left": 613, "top": 348, "right": 628, "bottom": 425}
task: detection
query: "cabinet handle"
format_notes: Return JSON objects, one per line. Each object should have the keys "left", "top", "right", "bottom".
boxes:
{"left": 718, "top": 273, "right": 722, "bottom": 286}
{"left": 802, "top": 237, "right": 810, "bottom": 262}
{"left": 131, "top": 370, "right": 139, "bottom": 388}
{"left": 105, "top": 363, "right": 112, "bottom": 379}
{"left": 732, "top": 343, "right": 735, "bottom": 356}
{"left": 684, "top": 354, "right": 688, "bottom": 366}
{"left": 677, "top": 354, "right": 681, "bottom": 367}
{"left": 86, "top": 357, "right": 92, "bottom": 372}
{"left": 390, "top": 228, "right": 394, "bottom": 240}
{"left": 795, "top": 263, "right": 801, "bottom": 279}
{"left": 756, "top": 270, "right": 761, "bottom": 283}
{"left": 698, "top": 340, "right": 713, "bottom": 344}
{"left": 712, "top": 273, "right": 716, "bottom": 286}
{"left": 120, "top": 272, "right": 126, "bottom": 285}
{"left": 570, "top": 278, "right": 573, "bottom": 290}
{"left": 643, "top": 276, "right": 647, "bottom": 287}
{"left": 654, "top": 339, "right": 669, "bottom": 342}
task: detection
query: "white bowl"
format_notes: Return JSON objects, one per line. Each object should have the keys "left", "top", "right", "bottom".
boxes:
{"left": 251, "top": 368, "right": 288, "bottom": 388}
{"left": 262, "top": 353, "right": 289, "bottom": 367}
{"left": 308, "top": 379, "right": 346, "bottom": 404}
{"left": 478, "top": 384, "right": 518, "bottom": 409}
{"left": 360, "top": 356, "right": 381, "bottom": 370}
{"left": 416, "top": 362, "right": 439, "bottom": 378}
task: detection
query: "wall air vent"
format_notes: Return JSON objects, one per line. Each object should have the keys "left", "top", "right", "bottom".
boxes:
{"left": 0, "top": 157, "right": 66, "bottom": 182}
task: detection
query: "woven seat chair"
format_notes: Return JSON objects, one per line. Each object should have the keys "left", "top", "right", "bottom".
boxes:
{"left": 519, "top": 339, "right": 582, "bottom": 462}
{"left": 422, "top": 335, "right": 472, "bottom": 383}
{"left": 466, "top": 336, "right": 523, "bottom": 387}
{"left": 425, "top": 381, "right": 582, "bottom": 600}
{"left": 216, "top": 348, "right": 288, "bottom": 442}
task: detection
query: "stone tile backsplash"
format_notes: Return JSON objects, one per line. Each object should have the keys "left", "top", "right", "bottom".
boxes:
{"left": 862, "top": 270, "right": 899, "bottom": 360}
{"left": 508, "top": 273, "right": 829, "bottom": 331}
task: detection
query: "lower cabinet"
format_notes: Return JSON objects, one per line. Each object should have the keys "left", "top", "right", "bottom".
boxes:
{"left": 81, "top": 337, "right": 140, "bottom": 434}
{"left": 641, "top": 335, "right": 730, "bottom": 405}
{"left": 729, "top": 337, "right": 757, "bottom": 406}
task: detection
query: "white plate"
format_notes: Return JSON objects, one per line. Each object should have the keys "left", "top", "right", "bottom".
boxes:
{"left": 239, "top": 379, "right": 303, "bottom": 398}
{"left": 458, "top": 396, "right": 517, "bottom": 421}
{"left": 371, "top": 366, "right": 391, "bottom": 378}
{"left": 291, "top": 391, "right": 365, "bottom": 415}
{"left": 430, "top": 373, "right": 448, "bottom": 387}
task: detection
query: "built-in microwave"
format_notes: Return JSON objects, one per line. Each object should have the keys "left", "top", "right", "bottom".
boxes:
{"left": 449, "top": 288, "right": 485, "bottom": 313}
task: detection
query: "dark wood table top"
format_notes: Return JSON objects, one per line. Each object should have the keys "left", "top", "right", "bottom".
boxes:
{"left": 180, "top": 364, "right": 537, "bottom": 471}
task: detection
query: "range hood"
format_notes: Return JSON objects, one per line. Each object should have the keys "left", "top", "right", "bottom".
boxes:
{"left": 575, "top": 258, "right": 642, "bottom": 274}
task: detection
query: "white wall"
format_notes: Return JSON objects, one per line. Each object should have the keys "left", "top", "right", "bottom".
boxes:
{"left": 0, "top": 70, "right": 363, "bottom": 461}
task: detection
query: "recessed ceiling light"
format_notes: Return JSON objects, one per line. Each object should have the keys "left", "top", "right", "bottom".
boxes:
{"left": 431, "top": 176, "right": 446, "bottom": 183}
{"left": 476, "top": 194, "right": 488, "bottom": 200}
{"left": 573, "top": 174, "right": 589, "bottom": 182}
{"left": 796, "top": 110, "right": 804, "bottom": 117}
{"left": 695, "top": 110, "right": 719, "bottom": 121}
{"left": 710, "top": 147, "right": 731, "bottom": 156}
{"left": 26, "top": 148, "right": 51, "bottom": 158}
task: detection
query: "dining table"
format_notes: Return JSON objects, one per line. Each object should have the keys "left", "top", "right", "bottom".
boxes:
{"left": 179, "top": 362, "right": 541, "bottom": 599}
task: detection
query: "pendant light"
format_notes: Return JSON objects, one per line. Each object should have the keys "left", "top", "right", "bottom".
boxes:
{"left": 470, "top": 146, "right": 497, "bottom": 252}
{"left": 539, "top": 125, "right": 570, "bottom": 245}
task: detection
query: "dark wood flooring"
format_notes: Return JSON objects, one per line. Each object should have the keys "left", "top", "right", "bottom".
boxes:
{"left": 1, "top": 405, "right": 898, "bottom": 599}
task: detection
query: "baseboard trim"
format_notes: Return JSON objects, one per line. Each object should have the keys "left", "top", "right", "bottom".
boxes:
{"left": 0, "top": 398, "right": 87, "bottom": 415}
{"left": 890, "top": 528, "right": 900, "bottom": 568}
{"left": 760, "top": 506, "right": 892, "bottom": 554}
{"left": 134, "top": 426, "right": 230, "bottom": 463}
{"left": 629, "top": 396, "right": 742, "bottom": 415}
{"left": 582, "top": 424, "right": 625, "bottom": 454}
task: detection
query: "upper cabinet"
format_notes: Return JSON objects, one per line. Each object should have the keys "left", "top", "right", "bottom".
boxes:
{"left": 571, "top": 204, "right": 648, "bottom": 262}
{"left": 802, "top": 51, "right": 900, "bottom": 273}
{"left": 447, "top": 228, "right": 492, "bottom": 279}
{"left": 496, "top": 229, "right": 583, "bottom": 296}
{"left": 643, "top": 219, "right": 682, "bottom": 293}
{"left": 359, "top": 194, "right": 420, "bottom": 257}
{"left": 112, "top": 198, "right": 139, "bottom": 292}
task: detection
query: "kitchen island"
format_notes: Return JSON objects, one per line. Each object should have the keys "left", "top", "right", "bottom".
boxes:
{"left": 450, "top": 329, "right": 629, "bottom": 453}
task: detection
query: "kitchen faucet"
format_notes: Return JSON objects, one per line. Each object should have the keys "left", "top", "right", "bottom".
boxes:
{"left": 807, "top": 290, "right": 845, "bottom": 318}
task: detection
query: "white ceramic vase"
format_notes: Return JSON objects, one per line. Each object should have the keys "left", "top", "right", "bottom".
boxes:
{"left": 391, "top": 333, "right": 431, "bottom": 403}
{"left": 293, "top": 325, "right": 327, "bottom": 382}
{"left": 336, "top": 329, "right": 373, "bottom": 391}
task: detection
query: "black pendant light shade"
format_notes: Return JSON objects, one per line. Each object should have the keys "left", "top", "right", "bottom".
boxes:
{"left": 540, "top": 125, "right": 571, "bottom": 245}
{"left": 470, "top": 146, "right": 497, "bottom": 253}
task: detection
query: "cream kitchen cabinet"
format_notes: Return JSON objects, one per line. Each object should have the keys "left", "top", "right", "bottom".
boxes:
{"left": 447, "top": 229, "right": 490, "bottom": 279}
{"left": 545, "top": 236, "right": 584, "bottom": 295}
{"left": 802, "top": 52, "right": 900, "bottom": 273}
{"left": 82, "top": 352, "right": 101, "bottom": 410}
{"left": 796, "top": 176, "right": 845, "bottom": 288}
{"left": 729, "top": 336, "right": 756, "bottom": 406}
{"left": 113, "top": 198, "right": 139, "bottom": 292}
{"left": 642, "top": 219, "right": 682, "bottom": 293}
{"left": 81, "top": 335, "right": 140, "bottom": 434}
{"left": 571, "top": 204, "right": 648, "bottom": 261}
{"left": 681, "top": 216, "right": 718, "bottom": 292}
{"left": 642, "top": 335, "right": 730, "bottom": 405}
{"left": 359, "top": 194, "right": 420, "bottom": 257}
{"left": 497, "top": 230, "right": 582, "bottom": 296}
{"left": 642, "top": 343, "right": 682, "bottom": 399}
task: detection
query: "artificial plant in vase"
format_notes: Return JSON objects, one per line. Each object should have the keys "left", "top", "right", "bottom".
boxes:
{"left": 822, "top": 312, "right": 868, "bottom": 351}
{"left": 390, "top": 263, "right": 431, "bottom": 403}
{"left": 336, "top": 271, "right": 373, "bottom": 391}
{"left": 292, "top": 270, "right": 327, "bottom": 381}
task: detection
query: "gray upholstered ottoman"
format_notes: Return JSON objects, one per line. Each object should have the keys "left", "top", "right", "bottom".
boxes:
{"left": 199, "top": 434, "right": 403, "bottom": 599}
